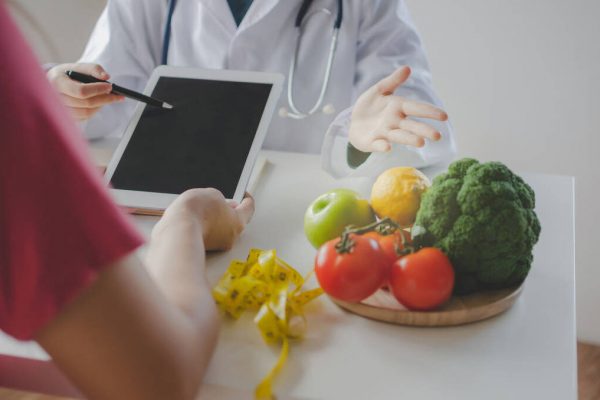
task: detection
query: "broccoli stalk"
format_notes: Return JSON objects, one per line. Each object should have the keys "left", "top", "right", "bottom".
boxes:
{"left": 412, "top": 158, "right": 541, "bottom": 294}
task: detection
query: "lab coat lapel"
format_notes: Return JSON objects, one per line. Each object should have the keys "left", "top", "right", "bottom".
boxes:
{"left": 237, "top": 0, "right": 280, "bottom": 33}
{"left": 200, "top": 0, "right": 237, "bottom": 36}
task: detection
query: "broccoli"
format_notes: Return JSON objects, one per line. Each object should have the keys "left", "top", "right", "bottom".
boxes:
{"left": 412, "top": 158, "right": 541, "bottom": 294}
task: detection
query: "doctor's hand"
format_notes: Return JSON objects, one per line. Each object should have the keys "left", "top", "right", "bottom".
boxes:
{"left": 348, "top": 66, "right": 448, "bottom": 153}
{"left": 155, "top": 188, "right": 255, "bottom": 252}
{"left": 47, "top": 63, "right": 124, "bottom": 121}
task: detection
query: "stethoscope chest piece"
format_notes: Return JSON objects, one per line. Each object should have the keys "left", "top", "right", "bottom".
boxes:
{"left": 279, "top": 103, "right": 336, "bottom": 119}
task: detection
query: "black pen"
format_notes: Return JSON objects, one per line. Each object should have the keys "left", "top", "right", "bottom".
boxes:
{"left": 65, "top": 70, "right": 173, "bottom": 110}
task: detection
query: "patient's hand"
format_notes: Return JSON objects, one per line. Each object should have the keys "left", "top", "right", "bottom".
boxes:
{"left": 155, "top": 189, "right": 255, "bottom": 251}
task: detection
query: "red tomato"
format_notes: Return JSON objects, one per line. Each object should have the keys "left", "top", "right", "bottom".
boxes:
{"left": 363, "top": 230, "right": 412, "bottom": 266}
{"left": 389, "top": 247, "right": 454, "bottom": 311}
{"left": 315, "top": 234, "right": 389, "bottom": 302}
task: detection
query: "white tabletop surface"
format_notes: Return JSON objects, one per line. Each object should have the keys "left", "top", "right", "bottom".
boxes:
{"left": 0, "top": 148, "right": 576, "bottom": 400}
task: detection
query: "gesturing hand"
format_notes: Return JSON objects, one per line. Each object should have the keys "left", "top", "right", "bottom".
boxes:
{"left": 349, "top": 66, "right": 448, "bottom": 153}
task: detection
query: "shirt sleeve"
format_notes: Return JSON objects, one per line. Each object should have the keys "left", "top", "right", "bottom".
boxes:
{"left": 321, "top": 0, "right": 457, "bottom": 178}
{"left": 78, "top": 0, "right": 164, "bottom": 139}
{"left": 0, "top": 4, "right": 144, "bottom": 341}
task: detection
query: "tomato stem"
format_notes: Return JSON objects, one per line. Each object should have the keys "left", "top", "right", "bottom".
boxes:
{"left": 335, "top": 218, "right": 407, "bottom": 254}
{"left": 334, "top": 218, "right": 420, "bottom": 255}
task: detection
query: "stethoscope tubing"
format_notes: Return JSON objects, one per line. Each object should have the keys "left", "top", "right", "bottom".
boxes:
{"left": 285, "top": 0, "right": 343, "bottom": 119}
{"left": 162, "top": 0, "right": 177, "bottom": 65}
{"left": 286, "top": 23, "right": 339, "bottom": 119}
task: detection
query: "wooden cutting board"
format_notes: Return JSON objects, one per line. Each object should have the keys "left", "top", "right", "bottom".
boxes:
{"left": 330, "top": 285, "right": 523, "bottom": 327}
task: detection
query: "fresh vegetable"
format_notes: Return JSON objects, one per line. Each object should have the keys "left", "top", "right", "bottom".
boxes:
{"left": 314, "top": 234, "right": 389, "bottom": 302}
{"left": 412, "top": 158, "right": 541, "bottom": 294}
{"left": 370, "top": 167, "right": 431, "bottom": 227}
{"left": 363, "top": 230, "right": 412, "bottom": 266}
{"left": 304, "top": 189, "right": 376, "bottom": 248}
{"left": 389, "top": 247, "right": 454, "bottom": 310}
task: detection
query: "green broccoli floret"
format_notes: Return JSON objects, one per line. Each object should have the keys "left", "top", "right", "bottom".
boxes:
{"left": 413, "top": 158, "right": 541, "bottom": 294}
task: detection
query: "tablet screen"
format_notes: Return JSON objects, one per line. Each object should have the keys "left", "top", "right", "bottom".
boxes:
{"left": 109, "top": 77, "right": 273, "bottom": 198}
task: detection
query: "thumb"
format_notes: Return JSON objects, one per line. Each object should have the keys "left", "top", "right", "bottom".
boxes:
{"left": 371, "top": 139, "right": 391, "bottom": 153}
{"left": 77, "top": 63, "right": 110, "bottom": 80}
{"left": 235, "top": 194, "right": 255, "bottom": 225}
{"left": 375, "top": 66, "right": 411, "bottom": 95}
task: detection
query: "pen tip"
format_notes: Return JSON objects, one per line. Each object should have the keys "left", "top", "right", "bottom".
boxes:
{"left": 163, "top": 103, "right": 174, "bottom": 109}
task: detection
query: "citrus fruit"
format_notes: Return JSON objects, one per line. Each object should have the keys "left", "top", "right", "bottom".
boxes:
{"left": 370, "top": 167, "right": 431, "bottom": 227}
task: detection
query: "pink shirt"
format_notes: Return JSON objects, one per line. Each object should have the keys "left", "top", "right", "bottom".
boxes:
{"left": 0, "top": 2, "right": 144, "bottom": 341}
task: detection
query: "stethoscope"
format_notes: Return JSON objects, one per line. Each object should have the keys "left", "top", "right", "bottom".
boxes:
{"left": 161, "top": 0, "right": 343, "bottom": 120}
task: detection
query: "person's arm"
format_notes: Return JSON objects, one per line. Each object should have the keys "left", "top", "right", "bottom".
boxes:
{"left": 35, "top": 190, "right": 254, "bottom": 400}
{"left": 47, "top": 0, "right": 164, "bottom": 138}
{"left": 1, "top": 3, "right": 254, "bottom": 397}
{"left": 321, "top": 0, "right": 456, "bottom": 178}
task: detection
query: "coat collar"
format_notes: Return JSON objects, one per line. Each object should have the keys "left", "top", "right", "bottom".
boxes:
{"left": 201, "top": 0, "right": 281, "bottom": 35}
{"left": 238, "top": 0, "right": 280, "bottom": 32}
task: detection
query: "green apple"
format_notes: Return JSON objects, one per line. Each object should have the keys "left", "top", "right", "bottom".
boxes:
{"left": 304, "top": 189, "right": 376, "bottom": 248}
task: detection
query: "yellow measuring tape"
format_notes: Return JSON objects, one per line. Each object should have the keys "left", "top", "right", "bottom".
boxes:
{"left": 212, "top": 249, "right": 323, "bottom": 399}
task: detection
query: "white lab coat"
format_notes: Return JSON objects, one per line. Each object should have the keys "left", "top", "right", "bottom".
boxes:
{"left": 80, "top": 0, "right": 455, "bottom": 178}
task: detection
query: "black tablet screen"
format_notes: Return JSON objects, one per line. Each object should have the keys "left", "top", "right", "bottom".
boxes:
{"left": 110, "top": 77, "right": 273, "bottom": 197}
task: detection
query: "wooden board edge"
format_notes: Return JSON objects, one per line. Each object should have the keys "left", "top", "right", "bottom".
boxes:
{"left": 330, "top": 285, "right": 523, "bottom": 327}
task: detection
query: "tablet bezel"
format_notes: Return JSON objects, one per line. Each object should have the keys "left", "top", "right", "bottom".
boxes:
{"left": 104, "top": 66, "right": 283, "bottom": 211}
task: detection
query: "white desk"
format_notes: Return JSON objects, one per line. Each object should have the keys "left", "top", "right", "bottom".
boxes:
{"left": 0, "top": 149, "right": 576, "bottom": 400}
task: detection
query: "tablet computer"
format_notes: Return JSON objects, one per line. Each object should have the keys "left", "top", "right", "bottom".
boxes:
{"left": 104, "top": 66, "right": 283, "bottom": 212}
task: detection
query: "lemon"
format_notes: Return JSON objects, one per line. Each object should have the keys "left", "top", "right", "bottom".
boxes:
{"left": 370, "top": 167, "right": 431, "bottom": 227}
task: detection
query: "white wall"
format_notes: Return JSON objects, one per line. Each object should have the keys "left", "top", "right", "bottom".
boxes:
{"left": 8, "top": 0, "right": 600, "bottom": 344}
{"left": 406, "top": 0, "right": 600, "bottom": 344}
{"left": 7, "top": 0, "right": 106, "bottom": 63}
